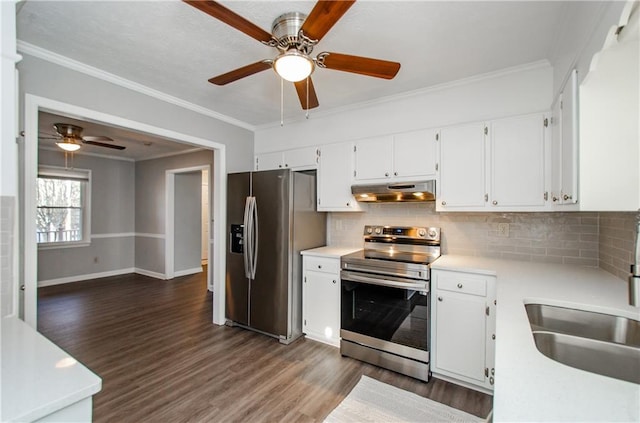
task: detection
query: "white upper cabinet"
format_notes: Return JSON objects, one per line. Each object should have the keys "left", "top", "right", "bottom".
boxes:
{"left": 579, "top": 7, "right": 639, "bottom": 211}
{"left": 353, "top": 136, "right": 393, "bottom": 181}
{"left": 393, "top": 128, "right": 438, "bottom": 179}
{"left": 317, "top": 142, "right": 361, "bottom": 212}
{"left": 354, "top": 130, "right": 437, "bottom": 183}
{"left": 437, "top": 113, "right": 549, "bottom": 212}
{"left": 437, "top": 122, "right": 487, "bottom": 210}
{"left": 255, "top": 146, "right": 318, "bottom": 171}
{"left": 489, "top": 113, "right": 546, "bottom": 208}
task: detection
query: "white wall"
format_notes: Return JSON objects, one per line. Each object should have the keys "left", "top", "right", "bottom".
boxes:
{"left": 37, "top": 149, "right": 136, "bottom": 285}
{"left": 255, "top": 62, "right": 553, "bottom": 152}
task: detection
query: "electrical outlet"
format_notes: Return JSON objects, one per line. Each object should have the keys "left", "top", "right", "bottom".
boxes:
{"left": 497, "top": 223, "right": 510, "bottom": 238}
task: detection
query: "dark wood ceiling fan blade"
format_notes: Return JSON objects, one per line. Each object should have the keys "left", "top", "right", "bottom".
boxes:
{"left": 301, "top": 0, "right": 355, "bottom": 41}
{"left": 82, "top": 136, "right": 114, "bottom": 142}
{"left": 294, "top": 78, "right": 319, "bottom": 110}
{"left": 319, "top": 52, "right": 400, "bottom": 79}
{"left": 183, "top": 0, "right": 273, "bottom": 43}
{"left": 209, "top": 61, "right": 272, "bottom": 85}
{"left": 82, "top": 140, "right": 126, "bottom": 150}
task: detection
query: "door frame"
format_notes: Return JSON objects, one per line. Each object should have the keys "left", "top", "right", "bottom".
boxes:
{"left": 24, "top": 94, "right": 227, "bottom": 327}
{"left": 165, "top": 165, "right": 211, "bottom": 287}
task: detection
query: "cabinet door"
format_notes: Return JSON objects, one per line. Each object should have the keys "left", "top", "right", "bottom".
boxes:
{"left": 393, "top": 129, "right": 437, "bottom": 179}
{"left": 354, "top": 136, "right": 393, "bottom": 181}
{"left": 489, "top": 113, "right": 546, "bottom": 207}
{"left": 303, "top": 270, "right": 340, "bottom": 345}
{"left": 438, "top": 123, "right": 486, "bottom": 209}
{"left": 550, "top": 95, "right": 563, "bottom": 204}
{"left": 284, "top": 146, "right": 318, "bottom": 170}
{"left": 318, "top": 142, "right": 361, "bottom": 211}
{"left": 434, "top": 290, "right": 487, "bottom": 382}
{"left": 560, "top": 69, "right": 578, "bottom": 204}
{"left": 255, "top": 152, "right": 283, "bottom": 171}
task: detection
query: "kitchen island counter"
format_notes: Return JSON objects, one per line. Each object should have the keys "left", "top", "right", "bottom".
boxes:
{"left": 431, "top": 255, "right": 640, "bottom": 422}
{"left": 1, "top": 316, "right": 102, "bottom": 422}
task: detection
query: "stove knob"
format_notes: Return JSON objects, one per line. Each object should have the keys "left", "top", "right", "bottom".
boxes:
{"left": 428, "top": 229, "right": 437, "bottom": 238}
{"left": 418, "top": 229, "right": 426, "bottom": 237}
{"left": 366, "top": 227, "right": 373, "bottom": 234}
{"left": 375, "top": 227, "right": 382, "bottom": 234}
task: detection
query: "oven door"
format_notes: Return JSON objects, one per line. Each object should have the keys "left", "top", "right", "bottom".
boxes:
{"left": 340, "top": 269, "right": 430, "bottom": 354}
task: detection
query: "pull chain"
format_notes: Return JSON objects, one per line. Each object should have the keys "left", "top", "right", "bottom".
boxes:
{"left": 280, "top": 77, "right": 284, "bottom": 127}
{"left": 305, "top": 77, "right": 309, "bottom": 120}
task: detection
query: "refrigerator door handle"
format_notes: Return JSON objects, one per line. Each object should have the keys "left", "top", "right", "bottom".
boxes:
{"left": 243, "top": 196, "right": 252, "bottom": 278}
{"left": 250, "top": 196, "right": 258, "bottom": 280}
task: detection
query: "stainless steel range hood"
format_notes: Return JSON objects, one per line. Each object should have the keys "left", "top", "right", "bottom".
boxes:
{"left": 351, "top": 180, "right": 436, "bottom": 202}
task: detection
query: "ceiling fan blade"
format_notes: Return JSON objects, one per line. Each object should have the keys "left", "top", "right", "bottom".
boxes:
{"left": 82, "top": 136, "right": 114, "bottom": 142}
{"left": 294, "top": 78, "right": 319, "bottom": 110}
{"left": 209, "top": 61, "right": 272, "bottom": 85}
{"left": 82, "top": 140, "right": 126, "bottom": 150}
{"left": 301, "top": 0, "right": 355, "bottom": 41}
{"left": 319, "top": 52, "right": 400, "bottom": 79}
{"left": 183, "top": 0, "right": 273, "bottom": 43}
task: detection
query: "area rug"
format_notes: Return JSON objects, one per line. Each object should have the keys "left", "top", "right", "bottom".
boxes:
{"left": 324, "top": 375, "right": 484, "bottom": 423}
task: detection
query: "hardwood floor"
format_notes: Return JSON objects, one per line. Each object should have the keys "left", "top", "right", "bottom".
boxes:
{"left": 38, "top": 272, "right": 493, "bottom": 422}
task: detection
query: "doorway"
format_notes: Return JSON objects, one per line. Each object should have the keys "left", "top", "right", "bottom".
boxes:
{"left": 23, "top": 94, "right": 227, "bottom": 328}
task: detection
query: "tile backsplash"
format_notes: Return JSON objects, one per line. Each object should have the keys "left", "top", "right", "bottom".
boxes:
{"left": 328, "top": 203, "right": 638, "bottom": 278}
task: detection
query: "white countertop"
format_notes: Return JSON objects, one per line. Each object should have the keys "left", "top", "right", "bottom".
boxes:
{"left": 431, "top": 255, "right": 640, "bottom": 422}
{"left": 1, "top": 316, "right": 102, "bottom": 422}
{"left": 301, "top": 246, "right": 361, "bottom": 258}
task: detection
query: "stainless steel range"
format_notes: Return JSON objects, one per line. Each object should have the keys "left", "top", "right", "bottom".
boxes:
{"left": 340, "top": 225, "right": 441, "bottom": 382}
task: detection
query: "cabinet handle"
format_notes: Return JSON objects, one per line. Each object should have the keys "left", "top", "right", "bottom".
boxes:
{"left": 332, "top": 280, "right": 337, "bottom": 284}
{"left": 346, "top": 202, "right": 350, "bottom": 207}
{"left": 441, "top": 201, "right": 446, "bottom": 206}
{"left": 394, "top": 171, "right": 398, "bottom": 176}
{"left": 492, "top": 334, "right": 496, "bottom": 340}
{"left": 563, "top": 194, "right": 572, "bottom": 201}
{"left": 437, "top": 296, "right": 443, "bottom": 301}
{"left": 385, "top": 172, "right": 389, "bottom": 177}
{"left": 278, "top": 164, "right": 282, "bottom": 168}
{"left": 492, "top": 200, "right": 498, "bottom": 206}
{"left": 285, "top": 163, "right": 289, "bottom": 167}
{"left": 552, "top": 196, "right": 559, "bottom": 202}
{"left": 317, "top": 265, "right": 322, "bottom": 269}
{"left": 489, "top": 376, "right": 494, "bottom": 385}
{"left": 457, "top": 283, "right": 463, "bottom": 289}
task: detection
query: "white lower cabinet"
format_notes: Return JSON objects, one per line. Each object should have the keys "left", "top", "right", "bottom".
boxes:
{"left": 431, "top": 269, "right": 496, "bottom": 392}
{"left": 302, "top": 254, "right": 341, "bottom": 346}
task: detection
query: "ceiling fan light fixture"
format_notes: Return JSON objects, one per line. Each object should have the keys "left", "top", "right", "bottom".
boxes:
{"left": 56, "top": 137, "right": 81, "bottom": 152}
{"left": 274, "top": 50, "right": 314, "bottom": 82}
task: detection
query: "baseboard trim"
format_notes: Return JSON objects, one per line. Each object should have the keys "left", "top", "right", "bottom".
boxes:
{"left": 174, "top": 267, "right": 203, "bottom": 277}
{"left": 38, "top": 268, "right": 136, "bottom": 287}
{"left": 134, "top": 268, "right": 166, "bottom": 280}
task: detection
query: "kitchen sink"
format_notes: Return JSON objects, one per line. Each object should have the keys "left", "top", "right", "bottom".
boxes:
{"left": 525, "top": 303, "right": 640, "bottom": 384}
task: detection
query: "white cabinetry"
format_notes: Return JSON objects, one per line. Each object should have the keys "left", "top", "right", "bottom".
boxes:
{"left": 317, "top": 142, "right": 361, "bottom": 212}
{"left": 302, "top": 254, "right": 341, "bottom": 347}
{"left": 550, "top": 69, "right": 579, "bottom": 207}
{"left": 437, "top": 113, "right": 548, "bottom": 211}
{"left": 255, "top": 146, "right": 318, "bottom": 171}
{"left": 353, "top": 129, "right": 437, "bottom": 182}
{"left": 431, "top": 269, "right": 496, "bottom": 392}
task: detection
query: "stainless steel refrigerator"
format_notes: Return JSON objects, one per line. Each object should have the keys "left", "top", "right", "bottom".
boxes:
{"left": 226, "top": 169, "right": 326, "bottom": 344}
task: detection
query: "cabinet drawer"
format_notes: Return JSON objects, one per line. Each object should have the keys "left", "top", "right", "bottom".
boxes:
{"left": 304, "top": 256, "right": 339, "bottom": 274}
{"left": 437, "top": 272, "right": 487, "bottom": 297}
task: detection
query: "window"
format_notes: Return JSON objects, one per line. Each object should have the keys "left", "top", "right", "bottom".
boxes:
{"left": 37, "top": 166, "right": 91, "bottom": 248}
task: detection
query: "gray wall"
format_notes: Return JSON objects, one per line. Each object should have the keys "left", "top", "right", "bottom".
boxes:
{"left": 37, "top": 149, "right": 136, "bottom": 283}
{"left": 18, "top": 54, "right": 254, "bottom": 172}
{"left": 174, "top": 172, "right": 202, "bottom": 273}
{"left": 134, "top": 150, "right": 213, "bottom": 274}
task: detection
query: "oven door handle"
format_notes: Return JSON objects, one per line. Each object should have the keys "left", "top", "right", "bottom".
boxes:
{"left": 340, "top": 270, "right": 428, "bottom": 291}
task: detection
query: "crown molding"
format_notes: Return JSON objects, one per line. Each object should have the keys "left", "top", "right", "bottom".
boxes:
{"left": 17, "top": 41, "right": 256, "bottom": 132}
{"left": 255, "top": 60, "right": 552, "bottom": 130}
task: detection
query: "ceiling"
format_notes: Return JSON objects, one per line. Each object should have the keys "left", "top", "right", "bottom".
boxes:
{"left": 17, "top": 1, "right": 570, "bottom": 128}
{"left": 38, "top": 111, "right": 200, "bottom": 161}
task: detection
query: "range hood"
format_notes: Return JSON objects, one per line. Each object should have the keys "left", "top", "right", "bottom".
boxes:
{"left": 351, "top": 180, "right": 436, "bottom": 202}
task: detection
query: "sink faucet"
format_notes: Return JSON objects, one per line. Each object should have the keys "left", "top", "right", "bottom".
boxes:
{"left": 630, "top": 212, "right": 640, "bottom": 307}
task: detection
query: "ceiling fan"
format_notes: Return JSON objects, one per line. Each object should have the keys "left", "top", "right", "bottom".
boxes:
{"left": 39, "top": 123, "right": 126, "bottom": 151}
{"left": 184, "top": 0, "right": 401, "bottom": 110}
